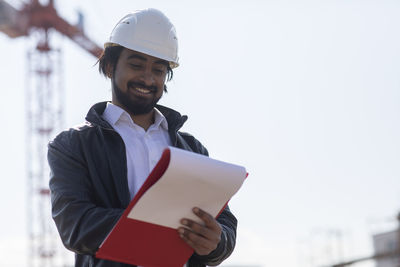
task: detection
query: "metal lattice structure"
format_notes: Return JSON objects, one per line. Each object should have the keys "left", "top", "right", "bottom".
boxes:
{"left": 26, "top": 32, "right": 64, "bottom": 267}
{"left": 0, "top": 0, "right": 102, "bottom": 266}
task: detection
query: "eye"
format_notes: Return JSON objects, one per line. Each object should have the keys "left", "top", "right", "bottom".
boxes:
{"left": 153, "top": 68, "right": 166, "bottom": 75}
{"left": 129, "top": 63, "right": 142, "bottom": 69}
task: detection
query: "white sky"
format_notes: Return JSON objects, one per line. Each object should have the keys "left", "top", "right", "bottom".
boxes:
{"left": 1, "top": 0, "right": 400, "bottom": 266}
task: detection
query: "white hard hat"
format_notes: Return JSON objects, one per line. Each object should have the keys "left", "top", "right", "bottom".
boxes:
{"left": 105, "top": 8, "right": 179, "bottom": 68}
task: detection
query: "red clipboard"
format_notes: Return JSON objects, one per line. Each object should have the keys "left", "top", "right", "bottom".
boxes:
{"left": 95, "top": 147, "right": 248, "bottom": 267}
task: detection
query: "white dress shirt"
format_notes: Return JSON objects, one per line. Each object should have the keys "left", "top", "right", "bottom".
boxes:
{"left": 102, "top": 102, "right": 172, "bottom": 199}
{"left": 102, "top": 103, "right": 187, "bottom": 267}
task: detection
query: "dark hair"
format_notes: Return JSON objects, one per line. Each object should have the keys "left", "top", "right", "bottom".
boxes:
{"left": 97, "top": 46, "right": 173, "bottom": 92}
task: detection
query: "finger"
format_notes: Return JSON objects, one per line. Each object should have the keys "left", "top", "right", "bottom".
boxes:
{"left": 178, "top": 227, "right": 216, "bottom": 255}
{"left": 180, "top": 218, "right": 216, "bottom": 240}
{"left": 193, "top": 207, "right": 221, "bottom": 232}
{"left": 178, "top": 227, "right": 211, "bottom": 248}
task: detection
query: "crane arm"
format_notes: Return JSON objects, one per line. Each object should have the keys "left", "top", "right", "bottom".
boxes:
{"left": 0, "top": 0, "right": 28, "bottom": 38}
{"left": 0, "top": 0, "right": 103, "bottom": 58}
{"left": 50, "top": 14, "right": 103, "bottom": 58}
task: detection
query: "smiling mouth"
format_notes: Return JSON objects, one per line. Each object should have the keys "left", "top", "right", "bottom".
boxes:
{"left": 135, "top": 87, "right": 152, "bottom": 94}
{"left": 129, "top": 86, "right": 154, "bottom": 95}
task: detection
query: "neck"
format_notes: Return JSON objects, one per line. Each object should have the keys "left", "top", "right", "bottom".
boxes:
{"left": 111, "top": 100, "right": 155, "bottom": 131}
{"left": 130, "top": 110, "right": 155, "bottom": 131}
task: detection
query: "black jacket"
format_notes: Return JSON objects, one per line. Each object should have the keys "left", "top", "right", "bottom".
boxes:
{"left": 48, "top": 102, "right": 237, "bottom": 267}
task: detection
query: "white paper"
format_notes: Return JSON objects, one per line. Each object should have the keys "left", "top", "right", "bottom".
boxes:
{"left": 127, "top": 146, "right": 246, "bottom": 229}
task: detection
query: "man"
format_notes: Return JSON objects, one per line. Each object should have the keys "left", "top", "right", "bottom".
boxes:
{"left": 48, "top": 8, "right": 237, "bottom": 267}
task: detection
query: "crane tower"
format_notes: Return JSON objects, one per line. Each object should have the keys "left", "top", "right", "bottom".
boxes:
{"left": 0, "top": 0, "right": 102, "bottom": 266}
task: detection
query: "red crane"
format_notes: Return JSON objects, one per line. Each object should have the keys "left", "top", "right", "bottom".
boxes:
{"left": 0, "top": 1, "right": 102, "bottom": 266}
{"left": 0, "top": 0, "right": 102, "bottom": 56}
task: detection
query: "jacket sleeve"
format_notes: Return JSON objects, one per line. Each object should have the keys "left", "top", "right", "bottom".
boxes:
{"left": 48, "top": 133, "right": 124, "bottom": 255}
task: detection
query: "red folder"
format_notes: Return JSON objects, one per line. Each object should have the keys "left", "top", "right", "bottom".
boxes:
{"left": 96, "top": 148, "right": 193, "bottom": 267}
{"left": 96, "top": 147, "right": 247, "bottom": 267}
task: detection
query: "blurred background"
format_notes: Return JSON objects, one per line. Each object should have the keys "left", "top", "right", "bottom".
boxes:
{"left": 1, "top": 0, "right": 400, "bottom": 266}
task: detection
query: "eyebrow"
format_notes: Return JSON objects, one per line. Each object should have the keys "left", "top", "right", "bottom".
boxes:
{"left": 127, "top": 54, "right": 147, "bottom": 61}
{"left": 127, "top": 54, "right": 168, "bottom": 67}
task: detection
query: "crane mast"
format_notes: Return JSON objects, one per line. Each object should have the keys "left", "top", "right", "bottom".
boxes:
{"left": 0, "top": 1, "right": 102, "bottom": 266}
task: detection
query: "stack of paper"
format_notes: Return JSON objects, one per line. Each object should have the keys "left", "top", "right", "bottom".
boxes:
{"left": 96, "top": 146, "right": 247, "bottom": 267}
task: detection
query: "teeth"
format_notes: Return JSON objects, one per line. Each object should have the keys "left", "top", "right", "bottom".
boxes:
{"left": 135, "top": 87, "right": 151, "bottom": 94}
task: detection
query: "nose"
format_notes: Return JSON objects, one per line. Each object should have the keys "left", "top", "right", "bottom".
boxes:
{"left": 139, "top": 69, "right": 155, "bottom": 87}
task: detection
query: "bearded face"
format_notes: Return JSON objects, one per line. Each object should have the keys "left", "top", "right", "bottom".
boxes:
{"left": 111, "top": 48, "right": 168, "bottom": 116}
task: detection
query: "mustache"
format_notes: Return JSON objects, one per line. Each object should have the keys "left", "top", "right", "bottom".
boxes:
{"left": 127, "top": 81, "right": 158, "bottom": 93}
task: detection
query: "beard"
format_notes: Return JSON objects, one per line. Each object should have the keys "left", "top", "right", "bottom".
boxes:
{"left": 112, "top": 79, "right": 162, "bottom": 115}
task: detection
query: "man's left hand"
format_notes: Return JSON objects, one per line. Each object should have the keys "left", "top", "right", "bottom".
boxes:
{"left": 178, "top": 207, "right": 222, "bottom": 255}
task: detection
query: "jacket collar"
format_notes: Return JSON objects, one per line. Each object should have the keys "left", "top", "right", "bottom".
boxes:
{"left": 85, "top": 101, "right": 188, "bottom": 142}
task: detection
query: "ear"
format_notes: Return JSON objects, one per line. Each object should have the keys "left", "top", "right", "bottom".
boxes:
{"left": 105, "top": 63, "right": 113, "bottom": 79}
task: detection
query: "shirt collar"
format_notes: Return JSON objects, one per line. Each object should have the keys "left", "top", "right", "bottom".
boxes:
{"left": 102, "top": 102, "right": 128, "bottom": 126}
{"left": 102, "top": 102, "right": 168, "bottom": 130}
{"left": 153, "top": 108, "right": 169, "bottom": 131}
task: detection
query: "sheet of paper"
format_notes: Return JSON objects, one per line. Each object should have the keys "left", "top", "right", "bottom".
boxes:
{"left": 127, "top": 146, "right": 246, "bottom": 229}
